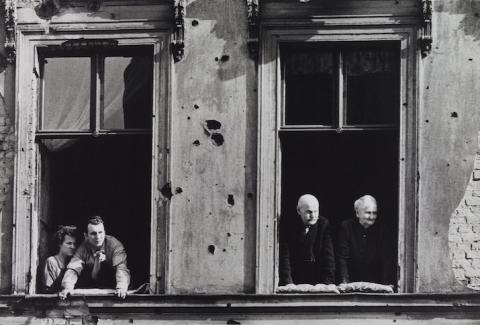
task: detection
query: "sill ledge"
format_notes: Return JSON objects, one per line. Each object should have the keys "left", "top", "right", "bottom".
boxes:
{"left": 0, "top": 293, "right": 480, "bottom": 317}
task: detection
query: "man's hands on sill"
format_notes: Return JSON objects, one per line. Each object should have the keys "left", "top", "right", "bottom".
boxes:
{"left": 115, "top": 288, "right": 127, "bottom": 299}
{"left": 58, "top": 288, "right": 135, "bottom": 299}
{"left": 58, "top": 288, "right": 73, "bottom": 300}
{"left": 276, "top": 282, "right": 394, "bottom": 293}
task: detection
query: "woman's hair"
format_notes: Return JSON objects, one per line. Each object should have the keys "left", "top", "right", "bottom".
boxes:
{"left": 53, "top": 225, "right": 77, "bottom": 248}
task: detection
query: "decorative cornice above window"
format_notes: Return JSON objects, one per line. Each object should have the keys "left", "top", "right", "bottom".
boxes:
{"left": 171, "top": 0, "right": 184, "bottom": 63}
{"left": 247, "top": 0, "right": 259, "bottom": 61}
{"left": 33, "top": 0, "right": 103, "bottom": 19}
{"left": 1, "top": 0, "right": 16, "bottom": 70}
{"left": 419, "top": 0, "right": 432, "bottom": 57}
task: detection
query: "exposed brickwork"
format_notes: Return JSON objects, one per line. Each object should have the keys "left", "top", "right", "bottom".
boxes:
{"left": 450, "top": 134, "right": 480, "bottom": 289}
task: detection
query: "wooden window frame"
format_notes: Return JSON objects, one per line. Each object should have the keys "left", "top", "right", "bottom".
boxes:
{"left": 37, "top": 45, "right": 154, "bottom": 136}
{"left": 256, "top": 23, "right": 419, "bottom": 294}
{"left": 280, "top": 43, "right": 400, "bottom": 131}
{"left": 13, "top": 28, "right": 171, "bottom": 295}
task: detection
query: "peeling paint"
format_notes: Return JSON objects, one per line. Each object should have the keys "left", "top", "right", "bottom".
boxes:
{"left": 449, "top": 132, "right": 480, "bottom": 289}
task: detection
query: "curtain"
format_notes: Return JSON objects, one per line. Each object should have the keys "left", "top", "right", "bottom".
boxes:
{"left": 346, "top": 50, "right": 395, "bottom": 76}
{"left": 42, "top": 55, "right": 152, "bottom": 151}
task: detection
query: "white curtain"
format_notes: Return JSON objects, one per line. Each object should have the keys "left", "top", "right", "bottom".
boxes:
{"left": 42, "top": 55, "right": 151, "bottom": 151}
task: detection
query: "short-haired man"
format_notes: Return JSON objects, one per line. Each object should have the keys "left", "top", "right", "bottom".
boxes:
{"left": 59, "top": 216, "right": 130, "bottom": 299}
{"left": 279, "top": 194, "right": 335, "bottom": 285}
{"left": 336, "top": 195, "right": 393, "bottom": 284}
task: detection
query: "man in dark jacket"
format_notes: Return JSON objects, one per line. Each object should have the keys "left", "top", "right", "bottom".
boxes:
{"left": 336, "top": 195, "right": 394, "bottom": 284}
{"left": 279, "top": 194, "right": 335, "bottom": 285}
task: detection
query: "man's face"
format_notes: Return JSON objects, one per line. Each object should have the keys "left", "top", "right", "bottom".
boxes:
{"left": 297, "top": 200, "right": 319, "bottom": 226}
{"left": 86, "top": 223, "right": 106, "bottom": 248}
{"left": 59, "top": 235, "right": 76, "bottom": 257}
{"left": 356, "top": 200, "right": 377, "bottom": 228}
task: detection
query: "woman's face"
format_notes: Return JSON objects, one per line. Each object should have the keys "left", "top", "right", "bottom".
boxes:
{"left": 59, "top": 235, "right": 76, "bottom": 257}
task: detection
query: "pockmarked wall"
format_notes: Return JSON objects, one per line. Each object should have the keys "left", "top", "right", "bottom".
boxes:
{"left": 168, "top": 0, "right": 257, "bottom": 294}
{"left": 0, "top": 12, "right": 15, "bottom": 294}
{"left": 418, "top": 0, "right": 480, "bottom": 292}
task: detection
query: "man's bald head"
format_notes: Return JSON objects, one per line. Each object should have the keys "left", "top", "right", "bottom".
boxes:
{"left": 297, "top": 194, "right": 319, "bottom": 226}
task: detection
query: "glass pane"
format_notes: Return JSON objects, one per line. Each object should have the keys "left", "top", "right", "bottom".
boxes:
{"left": 345, "top": 48, "right": 399, "bottom": 125}
{"left": 42, "top": 57, "right": 91, "bottom": 130}
{"left": 103, "top": 55, "right": 153, "bottom": 129}
{"left": 284, "top": 48, "right": 334, "bottom": 126}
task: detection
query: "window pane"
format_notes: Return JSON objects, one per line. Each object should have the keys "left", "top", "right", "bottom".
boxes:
{"left": 284, "top": 48, "right": 334, "bottom": 126}
{"left": 42, "top": 57, "right": 91, "bottom": 131}
{"left": 103, "top": 55, "right": 153, "bottom": 129}
{"left": 345, "top": 48, "right": 399, "bottom": 125}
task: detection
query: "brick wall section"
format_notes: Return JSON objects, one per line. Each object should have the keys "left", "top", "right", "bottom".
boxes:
{"left": 449, "top": 134, "right": 480, "bottom": 289}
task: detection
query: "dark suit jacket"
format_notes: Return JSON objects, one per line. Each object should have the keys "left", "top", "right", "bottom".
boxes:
{"left": 336, "top": 219, "right": 394, "bottom": 284}
{"left": 279, "top": 216, "right": 335, "bottom": 285}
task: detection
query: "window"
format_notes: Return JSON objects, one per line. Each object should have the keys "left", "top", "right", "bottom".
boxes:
{"left": 279, "top": 42, "right": 399, "bottom": 287}
{"left": 256, "top": 27, "right": 418, "bottom": 294}
{"left": 13, "top": 31, "right": 169, "bottom": 295}
{"left": 36, "top": 44, "right": 153, "bottom": 290}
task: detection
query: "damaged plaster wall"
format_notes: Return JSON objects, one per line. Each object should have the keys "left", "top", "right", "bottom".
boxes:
{"left": 0, "top": 10, "right": 16, "bottom": 293}
{"left": 418, "top": 0, "right": 480, "bottom": 292}
{"left": 449, "top": 134, "right": 480, "bottom": 289}
{"left": 168, "top": 0, "right": 257, "bottom": 293}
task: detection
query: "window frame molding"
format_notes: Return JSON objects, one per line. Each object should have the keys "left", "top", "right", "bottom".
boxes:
{"left": 256, "top": 22, "right": 419, "bottom": 294}
{"left": 13, "top": 26, "right": 171, "bottom": 295}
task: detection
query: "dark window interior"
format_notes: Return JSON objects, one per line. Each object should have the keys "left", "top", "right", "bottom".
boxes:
{"left": 345, "top": 48, "right": 399, "bottom": 125}
{"left": 284, "top": 48, "right": 335, "bottom": 126}
{"left": 39, "top": 136, "right": 151, "bottom": 289}
{"left": 280, "top": 131, "right": 398, "bottom": 248}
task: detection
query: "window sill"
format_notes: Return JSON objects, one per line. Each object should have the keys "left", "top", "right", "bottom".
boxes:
{"left": 1, "top": 292, "right": 478, "bottom": 317}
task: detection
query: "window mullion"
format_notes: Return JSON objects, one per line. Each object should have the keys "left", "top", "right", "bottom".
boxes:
{"left": 90, "top": 55, "right": 97, "bottom": 134}
{"left": 337, "top": 49, "right": 344, "bottom": 132}
{"left": 93, "top": 54, "right": 104, "bottom": 135}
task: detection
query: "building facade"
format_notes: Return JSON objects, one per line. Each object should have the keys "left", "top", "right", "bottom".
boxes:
{"left": 0, "top": 0, "right": 480, "bottom": 324}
